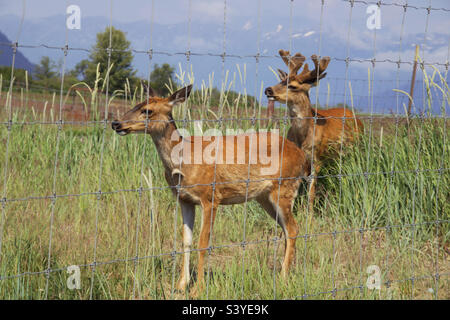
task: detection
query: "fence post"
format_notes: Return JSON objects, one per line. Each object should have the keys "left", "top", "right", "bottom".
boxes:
{"left": 407, "top": 44, "right": 419, "bottom": 117}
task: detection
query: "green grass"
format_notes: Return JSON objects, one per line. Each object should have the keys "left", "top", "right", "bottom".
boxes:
{"left": 0, "top": 66, "right": 448, "bottom": 300}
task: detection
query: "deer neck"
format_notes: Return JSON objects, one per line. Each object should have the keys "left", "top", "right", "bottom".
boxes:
{"left": 288, "top": 92, "right": 315, "bottom": 148}
{"left": 149, "top": 115, "right": 182, "bottom": 173}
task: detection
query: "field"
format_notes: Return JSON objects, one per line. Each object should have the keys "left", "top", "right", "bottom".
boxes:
{"left": 0, "top": 73, "right": 448, "bottom": 300}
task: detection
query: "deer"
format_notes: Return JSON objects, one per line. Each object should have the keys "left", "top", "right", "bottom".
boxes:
{"left": 111, "top": 84, "right": 309, "bottom": 296}
{"left": 265, "top": 50, "right": 363, "bottom": 212}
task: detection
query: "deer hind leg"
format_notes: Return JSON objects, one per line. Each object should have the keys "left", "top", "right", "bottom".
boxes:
{"left": 193, "top": 201, "right": 218, "bottom": 295}
{"left": 257, "top": 187, "right": 299, "bottom": 277}
{"left": 177, "top": 200, "right": 196, "bottom": 291}
{"left": 308, "top": 162, "right": 321, "bottom": 213}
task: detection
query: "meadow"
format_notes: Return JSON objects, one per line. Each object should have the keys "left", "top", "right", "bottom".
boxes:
{"left": 0, "top": 67, "right": 448, "bottom": 300}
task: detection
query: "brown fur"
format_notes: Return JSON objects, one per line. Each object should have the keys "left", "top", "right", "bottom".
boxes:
{"left": 266, "top": 50, "right": 363, "bottom": 212}
{"left": 112, "top": 85, "right": 309, "bottom": 295}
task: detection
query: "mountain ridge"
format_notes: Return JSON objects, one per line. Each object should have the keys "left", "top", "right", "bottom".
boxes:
{"left": 0, "top": 30, "right": 35, "bottom": 72}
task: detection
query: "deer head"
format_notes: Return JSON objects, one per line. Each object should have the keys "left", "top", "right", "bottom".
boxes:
{"left": 265, "top": 49, "right": 330, "bottom": 106}
{"left": 111, "top": 85, "right": 193, "bottom": 135}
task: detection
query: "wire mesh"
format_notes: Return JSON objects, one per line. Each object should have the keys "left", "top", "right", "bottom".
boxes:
{"left": 0, "top": 0, "right": 448, "bottom": 300}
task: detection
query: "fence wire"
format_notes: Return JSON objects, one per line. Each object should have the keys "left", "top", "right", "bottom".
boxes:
{"left": 0, "top": 0, "right": 448, "bottom": 300}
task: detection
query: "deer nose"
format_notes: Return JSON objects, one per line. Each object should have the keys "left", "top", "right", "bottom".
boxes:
{"left": 265, "top": 87, "right": 273, "bottom": 96}
{"left": 111, "top": 120, "right": 122, "bottom": 131}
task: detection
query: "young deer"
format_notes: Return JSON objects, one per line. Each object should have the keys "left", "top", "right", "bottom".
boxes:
{"left": 111, "top": 85, "right": 309, "bottom": 295}
{"left": 265, "top": 50, "right": 363, "bottom": 212}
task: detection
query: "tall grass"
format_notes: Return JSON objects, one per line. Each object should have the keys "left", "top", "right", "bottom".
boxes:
{"left": 0, "top": 63, "right": 448, "bottom": 300}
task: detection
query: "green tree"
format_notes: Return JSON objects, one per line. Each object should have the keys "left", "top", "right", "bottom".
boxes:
{"left": 31, "top": 56, "right": 78, "bottom": 91}
{"left": 85, "top": 26, "right": 137, "bottom": 92}
{"left": 70, "top": 59, "right": 89, "bottom": 80}
{"left": 34, "top": 56, "right": 56, "bottom": 79}
{"left": 33, "top": 56, "right": 60, "bottom": 89}
{"left": 150, "top": 63, "right": 175, "bottom": 96}
{"left": 0, "top": 66, "right": 31, "bottom": 87}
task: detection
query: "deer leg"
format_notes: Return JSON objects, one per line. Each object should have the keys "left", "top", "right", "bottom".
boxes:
{"left": 177, "top": 200, "right": 196, "bottom": 291}
{"left": 276, "top": 195, "right": 299, "bottom": 278}
{"left": 193, "top": 201, "right": 218, "bottom": 295}
{"left": 308, "top": 162, "right": 321, "bottom": 213}
{"left": 258, "top": 188, "right": 299, "bottom": 277}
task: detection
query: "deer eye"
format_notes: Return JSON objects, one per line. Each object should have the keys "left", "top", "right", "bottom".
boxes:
{"left": 141, "top": 109, "right": 153, "bottom": 116}
{"left": 288, "top": 85, "right": 298, "bottom": 90}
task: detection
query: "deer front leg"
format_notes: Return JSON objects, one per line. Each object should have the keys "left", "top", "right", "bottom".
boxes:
{"left": 177, "top": 200, "right": 196, "bottom": 291}
{"left": 308, "top": 162, "right": 321, "bottom": 213}
{"left": 280, "top": 201, "right": 299, "bottom": 278}
{"left": 192, "top": 201, "right": 217, "bottom": 297}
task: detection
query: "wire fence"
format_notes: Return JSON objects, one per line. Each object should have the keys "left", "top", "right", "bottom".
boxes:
{"left": 0, "top": 0, "right": 448, "bottom": 300}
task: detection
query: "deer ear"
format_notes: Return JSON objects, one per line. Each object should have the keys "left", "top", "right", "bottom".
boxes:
{"left": 168, "top": 85, "right": 193, "bottom": 106}
{"left": 141, "top": 81, "right": 157, "bottom": 97}
{"left": 277, "top": 69, "right": 288, "bottom": 81}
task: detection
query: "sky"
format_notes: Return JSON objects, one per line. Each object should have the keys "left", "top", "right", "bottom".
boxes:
{"left": 1, "top": 0, "right": 448, "bottom": 63}
{"left": 1, "top": 0, "right": 449, "bottom": 33}
{"left": 0, "top": 0, "right": 448, "bottom": 113}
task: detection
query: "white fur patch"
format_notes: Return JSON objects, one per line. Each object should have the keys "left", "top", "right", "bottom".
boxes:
{"left": 172, "top": 168, "right": 185, "bottom": 178}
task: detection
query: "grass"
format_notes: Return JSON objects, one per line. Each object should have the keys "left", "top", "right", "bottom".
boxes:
{"left": 0, "top": 65, "right": 448, "bottom": 300}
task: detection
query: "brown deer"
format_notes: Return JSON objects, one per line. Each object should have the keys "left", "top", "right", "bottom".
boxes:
{"left": 111, "top": 85, "right": 309, "bottom": 295}
{"left": 265, "top": 50, "right": 363, "bottom": 212}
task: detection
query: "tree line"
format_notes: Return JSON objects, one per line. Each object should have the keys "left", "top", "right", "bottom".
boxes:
{"left": 0, "top": 27, "right": 175, "bottom": 97}
{"left": 1, "top": 26, "right": 256, "bottom": 109}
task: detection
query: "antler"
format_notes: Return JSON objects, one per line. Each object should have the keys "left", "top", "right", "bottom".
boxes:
{"left": 296, "top": 54, "right": 331, "bottom": 84}
{"left": 279, "top": 49, "right": 306, "bottom": 75}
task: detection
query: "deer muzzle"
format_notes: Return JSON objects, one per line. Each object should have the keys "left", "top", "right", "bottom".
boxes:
{"left": 265, "top": 87, "right": 274, "bottom": 98}
{"left": 111, "top": 120, "right": 122, "bottom": 131}
{"left": 112, "top": 120, "right": 129, "bottom": 136}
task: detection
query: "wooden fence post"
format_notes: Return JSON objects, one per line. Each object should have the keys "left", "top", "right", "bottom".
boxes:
{"left": 408, "top": 44, "right": 420, "bottom": 117}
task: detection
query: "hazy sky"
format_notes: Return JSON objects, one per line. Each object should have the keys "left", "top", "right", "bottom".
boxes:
{"left": 2, "top": 1, "right": 448, "bottom": 66}
{"left": 2, "top": 1, "right": 448, "bottom": 46}
{"left": 1, "top": 0, "right": 449, "bottom": 27}
{"left": 2, "top": 0, "right": 447, "bottom": 66}
{"left": 0, "top": 0, "right": 448, "bottom": 113}
{"left": 1, "top": 1, "right": 448, "bottom": 48}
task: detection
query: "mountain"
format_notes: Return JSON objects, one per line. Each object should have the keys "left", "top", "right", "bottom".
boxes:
{"left": 0, "top": 14, "right": 447, "bottom": 114}
{"left": 0, "top": 30, "right": 35, "bottom": 72}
